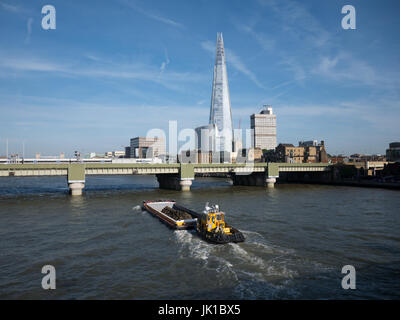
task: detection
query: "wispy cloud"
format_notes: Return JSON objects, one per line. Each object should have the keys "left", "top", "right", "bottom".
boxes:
{"left": 201, "top": 40, "right": 265, "bottom": 89}
{"left": 309, "top": 50, "right": 400, "bottom": 94}
{"left": 159, "top": 48, "right": 170, "bottom": 74}
{"left": 278, "top": 100, "right": 400, "bottom": 134}
{"left": 313, "top": 52, "right": 382, "bottom": 87}
{"left": 225, "top": 49, "right": 265, "bottom": 89}
{"left": 233, "top": 0, "right": 333, "bottom": 86}
{"left": 235, "top": 22, "right": 275, "bottom": 52}
{"left": 0, "top": 57, "right": 64, "bottom": 72}
{"left": 234, "top": 23, "right": 307, "bottom": 86}
{"left": 236, "top": 0, "right": 400, "bottom": 93}
{"left": 257, "top": 0, "right": 330, "bottom": 48}
{"left": 0, "top": 94, "right": 210, "bottom": 131}
{"left": 279, "top": 55, "right": 306, "bottom": 82}
{"left": 200, "top": 40, "right": 214, "bottom": 54}
{"left": 0, "top": 53, "right": 207, "bottom": 92}
{"left": 85, "top": 54, "right": 103, "bottom": 62}
{"left": 120, "top": 0, "right": 183, "bottom": 28}
{"left": 0, "top": 1, "right": 20, "bottom": 13}
{"left": 233, "top": 98, "right": 400, "bottom": 135}
{"left": 24, "top": 17, "right": 33, "bottom": 44}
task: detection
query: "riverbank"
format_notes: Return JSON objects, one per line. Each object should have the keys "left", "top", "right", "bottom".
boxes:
{"left": 277, "top": 180, "right": 400, "bottom": 190}
{"left": 196, "top": 172, "right": 400, "bottom": 190}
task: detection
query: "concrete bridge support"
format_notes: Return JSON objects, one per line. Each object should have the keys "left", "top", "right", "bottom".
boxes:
{"left": 265, "top": 177, "right": 276, "bottom": 188}
{"left": 68, "top": 182, "right": 85, "bottom": 196}
{"left": 232, "top": 173, "right": 265, "bottom": 186}
{"left": 157, "top": 174, "right": 179, "bottom": 190}
{"left": 180, "top": 179, "right": 193, "bottom": 191}
{"left": 231, "top": 163, "right": 280, "bottom": 188}
{"left": 156, "top": 164, "right": 195, "bottom": 191}
{"left": 68, "top": 163, "right": 85, "bottom": 196}
{"left": 232, "top": 172, "right": 277, "bottom": 188}
{"left": 156, "top": 174, "right": 193, "bottom": 191}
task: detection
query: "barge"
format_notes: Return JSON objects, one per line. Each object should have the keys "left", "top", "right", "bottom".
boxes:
{"left": 142, "top": 200, "right": 245, "bottom": 244}
{"left": 142, "top": 200, "right": 197, "bottom": 230}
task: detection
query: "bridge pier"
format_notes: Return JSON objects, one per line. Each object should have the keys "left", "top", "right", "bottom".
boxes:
{"left": 156, "top": 164, "right": 195, "bottom": 191}
{"left": 179, "top": 179, "right": 193, "bottom": 191}
{"left": 232, "top": 172, "right": 275, "bottom": 187}
{"left": 68, "top": 182, "right": 85, "bottom": 196}
{"left": 232, "top": 165, "right": 279, "bottom": 188}
{"left": 68, "top": 163, "right": 85, "bottom": 196}
{"left": 232, "top": 173, "right": 265, "bottom": 186}
{"left": 156, "top": 174, "right": 193, "bottom": 191}
{"left": 265, "top": 177, "right": 276, "bottom": 188}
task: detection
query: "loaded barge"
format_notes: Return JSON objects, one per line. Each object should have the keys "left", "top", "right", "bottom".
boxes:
{"left": 142, "top": 200, "right": 197, "bottom": 230}
{"left": 142, "top": 200, "right": 245, "bottom": 244}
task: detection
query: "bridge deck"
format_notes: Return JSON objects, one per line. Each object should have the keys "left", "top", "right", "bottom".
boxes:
{"left": 0, "top": 162, "right": 331, "bottom": 177}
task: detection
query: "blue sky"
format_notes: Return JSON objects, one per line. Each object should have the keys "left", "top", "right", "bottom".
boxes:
{"left": 0, "top": 0, "right": 399, "bottom": 157}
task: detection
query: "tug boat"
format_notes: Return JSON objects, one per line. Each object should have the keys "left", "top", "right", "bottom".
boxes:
{"left": 195, "top": 203, "right": 245, "bottom": 244}
{"left": 142, "top": 200, "right": 245, "bottom": 244}
{"left": 142, "top": 200, "right": 197, "bottom": 230}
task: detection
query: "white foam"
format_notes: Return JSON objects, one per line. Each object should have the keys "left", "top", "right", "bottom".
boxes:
{"left": 229, "top": 243, "right": 268, "bottom": 270}
{"left": 214, "top": 256, "right": 237, "bottom": 279}
{"left": 174, "top": 230, "right": 193, "bottom": 244}
{"left": 174, "top": 230, "right": 297, "bottom": 285}
{"left": 190, "top": 238, "right": 212, "bottom": 261}
{"left": 241, "top": 230, "right": 263, "bottom": 237}
{"left": 241, "top": 229, "right": 295, "bottom": 255}
{"left": 234, "top": 270, "right": 298, "bottom": 299}
{"left": 132, "top": 205, "right": 142, "bottom": 212}
{"left": 174, "top": 230, "right": 212, "bottom": 262}
{"left": 265, "top": 264, "right": 297, "bottom": 278}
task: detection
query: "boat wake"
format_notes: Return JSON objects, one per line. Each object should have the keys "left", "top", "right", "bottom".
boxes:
{"left": 228, "top": 243, "right": 268, "bottom": 269}
{"left": 171, "top": 228, "right": 309, "bottom": 299}
{"left": 174, "top": 230, "right": 213, "bottom": 262}
{"left": 174, "top": 228, "right": 298, "bottom": 279}
{"left": 132, "top": 205, "right": 142, "bottom": 212}
{"left": 241, "top": 230, "right": 295, "bottom": 255}
{"left": 173, "top": 230, "right": 241, "bottom": 292}
{"left": 225, "top": 235, "right": 301, "bottom": 298}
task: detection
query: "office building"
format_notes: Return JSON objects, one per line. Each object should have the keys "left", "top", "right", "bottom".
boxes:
{"left": 130, "top": 137, "right": 166, "bottom": 159}
{"left": 251, "top": 105, "right": 277, "bottom": 151}
{"left": 195, "top": 124, "right": 217, "bottom": 154}
{"left": 386, "top": 142, "right": 400, "bottom": 162}
{"left": 124, "top": 146, "right": 131, "bottom": 158}
{"left": 272, "top": 140, "right": 328, "bottom": 163}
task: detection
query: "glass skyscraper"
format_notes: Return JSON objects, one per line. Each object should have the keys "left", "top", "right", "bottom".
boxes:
{"left": 209, "top": 33, "right": 234, "bottom": 154}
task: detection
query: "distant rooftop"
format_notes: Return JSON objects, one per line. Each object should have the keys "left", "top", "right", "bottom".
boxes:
{"left": 260, "top": 104, "right": 273, "bottom": 115}
{"left": 279, "top": 143, "right": 295, "bottom": 147}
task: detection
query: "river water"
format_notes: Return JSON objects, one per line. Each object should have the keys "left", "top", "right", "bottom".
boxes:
{"left": 0, "top": 175, "right": 399, "bottom": 299}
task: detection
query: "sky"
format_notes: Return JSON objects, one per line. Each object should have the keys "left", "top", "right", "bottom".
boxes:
{"left": 0, "top": 0, "right": 399, "bottom": 157}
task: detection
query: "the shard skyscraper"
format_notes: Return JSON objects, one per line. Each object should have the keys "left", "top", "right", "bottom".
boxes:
{"left": 209, "top": 32, "right": 233, "bottom": 154}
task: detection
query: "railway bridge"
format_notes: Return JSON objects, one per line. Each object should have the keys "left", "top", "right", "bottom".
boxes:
{"left": 0, "top": 162, "right": 332, "bottom": 195}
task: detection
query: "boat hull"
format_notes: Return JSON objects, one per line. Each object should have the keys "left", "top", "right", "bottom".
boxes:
{"left": 196, "top": 226, "right": 245, "bottom": 244}
{"left": 143, "top": 200, "right": 197, "bottom": 230}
